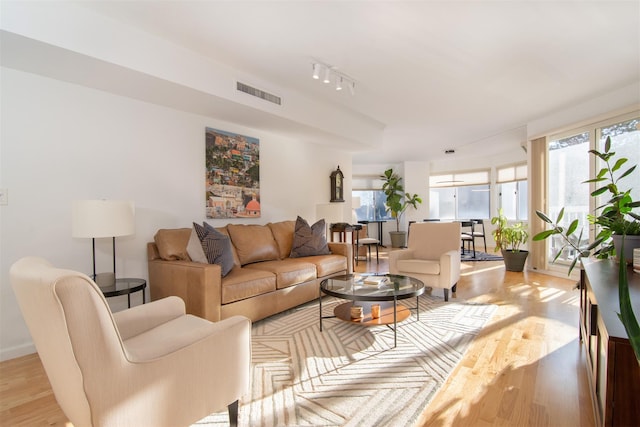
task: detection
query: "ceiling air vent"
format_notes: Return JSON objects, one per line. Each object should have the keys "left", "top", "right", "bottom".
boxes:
{"left": 236, "top": 82, "right": 281, "bottom": 105}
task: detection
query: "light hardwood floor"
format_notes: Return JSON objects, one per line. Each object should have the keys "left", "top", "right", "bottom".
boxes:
{"left": 0, "top": 250, "right": 594, "bottom": 427}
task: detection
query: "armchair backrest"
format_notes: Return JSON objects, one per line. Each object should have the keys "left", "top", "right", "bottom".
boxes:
{"left": 407, "top": 222, "right": 461, "bottom": 259}
{"left": 10, "top": 257, "right": 125, "bottom": 427}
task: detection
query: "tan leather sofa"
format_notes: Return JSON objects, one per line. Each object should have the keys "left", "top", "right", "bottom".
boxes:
{"left": 148, "top": 220, "right": 352, "bottom": 322}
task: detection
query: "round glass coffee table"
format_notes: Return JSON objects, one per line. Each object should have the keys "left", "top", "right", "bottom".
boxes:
{"left": 319, "top": 274, "right": 425, "bottom": 347}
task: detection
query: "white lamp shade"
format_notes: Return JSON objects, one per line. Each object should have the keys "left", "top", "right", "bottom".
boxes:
{"left": 72, "top": 200, "right": 135, "bottom": 238}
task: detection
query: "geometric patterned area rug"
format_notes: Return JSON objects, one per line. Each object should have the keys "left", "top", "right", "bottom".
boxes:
{"left": 194, "top": 294, "right": 496, "bottom": 427}
{"left": 461, "top": 251, "right": 504, "bottom": 262}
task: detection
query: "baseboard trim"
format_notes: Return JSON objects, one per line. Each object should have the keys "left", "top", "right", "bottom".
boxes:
{"left": 1, "top": 342, "right": 36, "bottom": 362}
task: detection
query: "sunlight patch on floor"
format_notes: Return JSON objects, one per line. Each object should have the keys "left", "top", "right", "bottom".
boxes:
{"left": 460, "top": 263, "right": 504, "bottom": 276}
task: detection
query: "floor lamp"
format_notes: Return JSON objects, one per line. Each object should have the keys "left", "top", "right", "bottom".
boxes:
{"left": 72, "top": 200, "right": 135, "bottom": 286}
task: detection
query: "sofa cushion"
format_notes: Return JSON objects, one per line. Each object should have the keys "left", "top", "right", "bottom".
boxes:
{"left": 268, "top": 220, "right": 296, "bottom": 259}
{"left": 397, "top": 259, "right": 441, "bottom": 275}
{"left": 193, "top": 223, "right": 234, "bottom": 277}
{"left": 290, "top": 216, "right": 330, "bottom": 258}
{"left": 227, "top": 224, "right": 280, "bottom": 266}
{"left": 186, "top": 228, "right": 208, "bottom": 263}
{"left": 304, "top": 254, "right": 348, "bottom": 277}
{"left": 221, "top": 267, "right": 276, "bottom": 304}
{"left": 244, "top": 259, "right": 316, "bottom": 289}
{"left": 154, "top": 228, "right": 191, "bottom": 261}
{"left": 214, "top": 225, "right": 241, "bottom": 267}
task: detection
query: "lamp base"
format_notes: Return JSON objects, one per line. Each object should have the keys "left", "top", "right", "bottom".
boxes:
{"left": 95, "top": 272, "right": 116, "bottom": 288}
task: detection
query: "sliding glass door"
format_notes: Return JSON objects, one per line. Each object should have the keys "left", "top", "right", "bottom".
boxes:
{"left": 547, "top": 132, "right": 590, "bottom": 264}
{"left": 544, "top": 114, "right": 639, "bottom": 268}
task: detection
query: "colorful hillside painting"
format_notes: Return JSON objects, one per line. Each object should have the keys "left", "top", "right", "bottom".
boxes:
{"left": 205, "top": 127, "right": 260, "bottom": 219}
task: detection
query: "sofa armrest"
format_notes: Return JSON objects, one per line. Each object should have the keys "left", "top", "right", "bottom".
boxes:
{"left": 148, "top": 258, "right": 223, "bottom": 322}
{"left": 113, "top": 296, "right": 186, "bottom": 341}
{"left": 328, "top": 242, "right": 353, "bottom": 274}
{"left": 438, "top": 249, "right": 461, "bottom": 288}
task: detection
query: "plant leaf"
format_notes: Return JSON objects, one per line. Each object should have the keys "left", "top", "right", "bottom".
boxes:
{"left": 535, "top": 210, "right": 553, "bottom": 224}
{"left": 533, "top": 230, "right": 557, "bottom": 241}
{"left": 591, "top": 186, "right": 609, "bottom": 197}
{"left": 610, "top": 158, "right": 628, "bottom": 173}
{"left": 566, "top": 219, "right": 579, "bottom": 236}
{"left": 618, "top": 165, "right": 637, "bottom": 181}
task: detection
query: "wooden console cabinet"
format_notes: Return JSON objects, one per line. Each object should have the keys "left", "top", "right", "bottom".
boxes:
{"left": 580, "top": 259, "right": 640, "bottom": 427}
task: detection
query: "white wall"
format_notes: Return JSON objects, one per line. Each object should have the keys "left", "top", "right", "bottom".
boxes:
{"left": 0, "top": 67, "right": 352, "bottom": 360}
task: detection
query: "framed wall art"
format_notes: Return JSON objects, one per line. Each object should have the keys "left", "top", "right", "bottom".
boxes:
{"left": 205, "top": 127, "right": 260, "bottom": 219}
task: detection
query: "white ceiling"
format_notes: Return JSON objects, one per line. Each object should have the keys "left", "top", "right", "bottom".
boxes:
{"left": 38, "top": 1, "right": 640, "bottom": 163}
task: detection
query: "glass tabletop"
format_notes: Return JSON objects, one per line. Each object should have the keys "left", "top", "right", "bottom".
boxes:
{"left": 320, "top": 274, "right": 424, "bottom": 302}
{"left": 100, "top": 278, "right": 146, "bottom": 296}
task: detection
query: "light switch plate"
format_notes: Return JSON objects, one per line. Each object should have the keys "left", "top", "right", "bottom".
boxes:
{"left": 0, "top": 188, "right": 8, "bottom": 205}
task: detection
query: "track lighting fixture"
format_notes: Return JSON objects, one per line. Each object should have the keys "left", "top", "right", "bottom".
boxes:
{"left": 311, "top": 60, "right": 356, "bottom": 95}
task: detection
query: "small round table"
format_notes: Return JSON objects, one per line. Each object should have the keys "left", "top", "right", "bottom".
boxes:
{"left": 319, "top": 274, "right": 425, "bottom": 347}
{"left": 100, "top": 278, "right": 146, "bottom": 308}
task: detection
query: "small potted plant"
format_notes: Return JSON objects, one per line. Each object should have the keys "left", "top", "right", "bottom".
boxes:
{"left": 491, "top": 209, "right": 529, "bottom": 272}
{"left": 380, "top": 168, "right": 422, "bottom": 248}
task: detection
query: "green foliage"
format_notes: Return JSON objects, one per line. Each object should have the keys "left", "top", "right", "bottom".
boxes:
{"left": 533, "top": 135, "right": 640, "bottom": 271}
{"left": 491, "top": 209, "right": 529, "bottom": 252}
{"left": 533, "top": 135, "right": 640, "bottom": 365}
{"left": 617, "top": 238, "right": 640, "bottom": 365}
{"left": 586, "top": 136, "right": 640, "bottom": 257}
{"left": 380, "top": 168, "right": 422, "bottom": 232}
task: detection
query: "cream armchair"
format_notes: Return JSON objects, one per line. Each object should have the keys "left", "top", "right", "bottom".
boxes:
{"left": 389, "top": 222, "right": 461, "bottom": 301}
{"left": 10, "top": 257, "right": 251, "bottom": 427}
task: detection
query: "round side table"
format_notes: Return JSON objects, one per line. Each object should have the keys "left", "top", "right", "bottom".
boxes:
{"left": 100, "top": 278, "right": 146, "bottom": 308}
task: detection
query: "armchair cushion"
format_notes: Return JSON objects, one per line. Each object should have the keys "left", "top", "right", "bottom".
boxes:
{"left": 113, "top": 295, "right": 186, "bottom": 340}
{"left": 397, "top": 259, "right": 441, "bottom": 275}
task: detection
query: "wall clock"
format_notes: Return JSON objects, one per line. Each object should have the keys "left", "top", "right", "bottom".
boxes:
{"left": 330, "top": 166, "right": 344, "bottom": 203}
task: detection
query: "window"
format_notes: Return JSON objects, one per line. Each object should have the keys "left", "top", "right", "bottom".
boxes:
{"left": 547, "top": 132, "right": 591, "bottom": 264}
{"left": 497, "top": 164, "right": 528, "bottom": 221}
{"left": 352, "top": 190, "right": 391, "bottom": 221}
{"left": 429, "top": 171, "right": 490, "bottom": 219}
{"left": 598, "top": 118, "right": 640, "bottom": 207}
{"left": 543, "top": 114, "right": 639, "bottom": 267}
{"left": 352, "top": 174, "right": 393, "bottom": 221}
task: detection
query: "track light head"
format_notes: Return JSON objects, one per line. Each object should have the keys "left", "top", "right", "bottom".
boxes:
{"left": 348, "top": 81, "right": 355, "bottom": 95}
{"left": 323, "top": 67, "right": 331, "bottom": 84}
{"left": 312, "top": 63, "right": 321, "bottom": 80}
{"left": 336, "top": 77, "right": 343, "bottom": 91}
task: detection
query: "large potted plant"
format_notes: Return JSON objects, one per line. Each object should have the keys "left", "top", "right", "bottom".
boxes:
{"left": 533, "top": 135, "right": 640, "bottom": 364}
{"left": 491, "top": 209, "right": 529, "bottom": 272}
{"left": 534, "top": 135, "right": 640, "bottom": 269}
{"left": 585, "top": 136, "right": 640, "bottom": 263}
{"left": 380, "top": 168, "right": 422, "bottom": 248}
